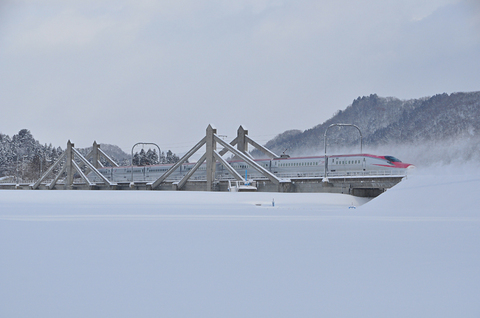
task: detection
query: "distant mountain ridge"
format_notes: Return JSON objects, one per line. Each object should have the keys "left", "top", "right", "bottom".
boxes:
{"left": 78, "top": 143, "right": 131, "bottom": 166}
{"left": 255, "top": 91, "right": 480, "bottom": 166}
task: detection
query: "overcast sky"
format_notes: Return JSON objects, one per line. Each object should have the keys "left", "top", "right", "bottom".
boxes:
{"left": 1, "top": 0, "right": 479, "bottom": 154}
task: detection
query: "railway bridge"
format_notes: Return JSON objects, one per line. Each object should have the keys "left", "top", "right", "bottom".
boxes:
{"left": 0, "top": 125, "right": 407, "bottom": 197}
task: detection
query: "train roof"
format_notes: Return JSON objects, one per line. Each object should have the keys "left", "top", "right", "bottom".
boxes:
{"left": 272, "top": 154, "right": 385, "bottom": 160}
{"left": 106, "top": 153, "right": 390, "bottom": 169}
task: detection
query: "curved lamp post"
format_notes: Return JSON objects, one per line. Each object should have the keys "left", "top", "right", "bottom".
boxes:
{"left": 323, "top": 124, "right": 363, "bottom": 182}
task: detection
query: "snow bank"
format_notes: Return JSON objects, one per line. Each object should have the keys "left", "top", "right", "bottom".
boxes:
{"left": 1, "top": 164, "right": 479, "bottom": 318}
{"left": 364, "top": 163, "right": 480, "bottom": 217}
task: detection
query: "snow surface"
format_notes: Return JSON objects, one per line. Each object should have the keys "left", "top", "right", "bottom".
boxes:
{"left": 1, "top": 165, "right": 479, "bottom": 317}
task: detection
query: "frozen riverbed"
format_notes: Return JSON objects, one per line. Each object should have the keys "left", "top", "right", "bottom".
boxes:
{"left": 1, "top": 166, "right": 479, "bottom": 317}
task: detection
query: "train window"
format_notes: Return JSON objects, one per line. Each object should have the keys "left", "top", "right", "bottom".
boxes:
{"left": 385, "top": 156, "right": 402, "bottom": 162}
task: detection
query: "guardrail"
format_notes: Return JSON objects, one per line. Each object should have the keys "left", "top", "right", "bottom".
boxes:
{"left": 0, "top": 179, "right": 36, "bottom": 184}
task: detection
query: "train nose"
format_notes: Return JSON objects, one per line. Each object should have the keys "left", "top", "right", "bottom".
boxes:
{"left": 406, "top": 165, "right": 416, "bottom": 173}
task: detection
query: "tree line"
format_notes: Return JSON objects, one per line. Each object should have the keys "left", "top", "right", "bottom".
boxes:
{"left": 132, "top": 149, "right": 180, "bottom": 166}
{"left": 0, "top": 129, "right": 181, "bottom": 182}
{"left": 0, "top": 129, "right": 63, "bottom": 181}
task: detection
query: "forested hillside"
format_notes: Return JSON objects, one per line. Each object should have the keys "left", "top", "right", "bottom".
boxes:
{"left": 0, "top": 129, "right": 63, "bottom": 181}
{"left": 256, "top": 91, "right": 480, "bottom": 166}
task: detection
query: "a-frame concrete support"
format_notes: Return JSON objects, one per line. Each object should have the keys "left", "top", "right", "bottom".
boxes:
{"left": 149, "top": 125, "right": 289, "bottom": 191}
{"left": 83, "top": 141, "right": 119, "bottom": 175}
{"left": 32, "top": 141, "right": 117, "bottom": 190}
{"left": 218, "top": 125, "right": 279, "bottom": 159}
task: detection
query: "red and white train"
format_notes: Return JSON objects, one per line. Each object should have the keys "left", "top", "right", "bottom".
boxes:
{"left": 87, "top": 153, "right": 414, "bottom": 182}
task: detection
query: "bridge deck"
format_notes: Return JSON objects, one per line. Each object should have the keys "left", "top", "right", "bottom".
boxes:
{"left": 1, "top": 175, "right": 405, "bottom": 197}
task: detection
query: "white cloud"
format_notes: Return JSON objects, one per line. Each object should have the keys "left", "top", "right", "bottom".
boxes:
{"left": 14, "top": 10, "right": 114, "bottom": 50}
{"left": 0, "top": 0, "right": 479, "bottom": 152}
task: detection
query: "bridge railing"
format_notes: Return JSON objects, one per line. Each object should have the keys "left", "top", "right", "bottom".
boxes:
{"left": 83, "top": 168, "right": 405, "bottom": 184}
{"left": 263, "top": 170, "right": 404, "bottom": 179}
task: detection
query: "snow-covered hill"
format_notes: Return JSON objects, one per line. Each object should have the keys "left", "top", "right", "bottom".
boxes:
{"left": 257, "top": 91, "right": 480, "bottom": 168}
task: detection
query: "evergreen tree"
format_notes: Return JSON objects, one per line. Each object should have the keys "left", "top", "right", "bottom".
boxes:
{"left": 166, "top": 150, "right": 179, "bottom": 164}
{"left": 146, "top": 149, "right": 159, "bottom": 165}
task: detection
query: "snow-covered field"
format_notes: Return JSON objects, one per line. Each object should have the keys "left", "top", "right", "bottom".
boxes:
{"left": 1, "top": 165, "right": 479, "bottom": 317}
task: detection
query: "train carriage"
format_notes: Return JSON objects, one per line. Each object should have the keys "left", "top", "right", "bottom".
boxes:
{"left": 87, "top": 153, "right": 413, "bottom": 183}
